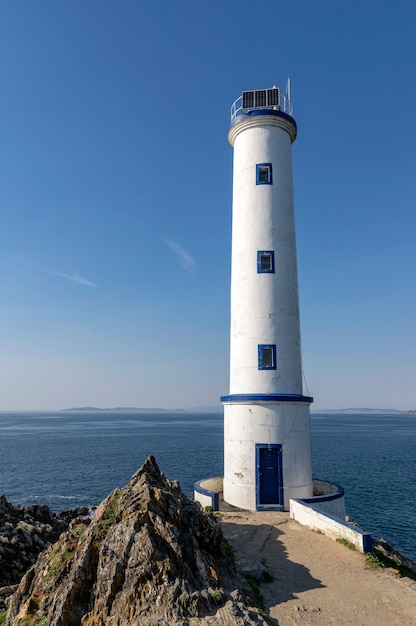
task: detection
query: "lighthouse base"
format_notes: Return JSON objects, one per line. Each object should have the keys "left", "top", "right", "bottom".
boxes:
{"left": 223, "top": 400, "right": 313, "bottom": 511}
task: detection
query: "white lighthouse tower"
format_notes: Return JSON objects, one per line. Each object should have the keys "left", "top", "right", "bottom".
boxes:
{"left": 221, "top": 82, "right": 313, "bottom": 511}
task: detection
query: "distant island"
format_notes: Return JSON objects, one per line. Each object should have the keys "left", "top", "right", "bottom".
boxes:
{"left": 312, "top": 408, "right": 405, "bottom": 415}
{"left": 61, "top": 406, "right": 223, "bottom": 414}
{"left": 59, "top": 406, "right": 414, "bottom": 415}
{"left": 61, "top": 407, "right": 185, "bottom": 413}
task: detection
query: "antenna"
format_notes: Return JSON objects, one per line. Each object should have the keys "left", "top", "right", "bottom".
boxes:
{"left": 286, "top": 76, "right": 291, "bottom": 102}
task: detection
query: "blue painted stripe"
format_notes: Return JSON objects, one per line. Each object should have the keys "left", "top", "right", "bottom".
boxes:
{"left": 194, "top": 479, "right": 220, "bottom": 511}
{"left": 230, "top": 108, "right": 297, "bottom": 130}
{"left": 221, "top": 393, "right": 313, "bottom": 403}
{"left": 362, "top": 533, "right": 373, "bottom": 553}
{"left": 300, "top": 482, "right": 345, "bottom": 504}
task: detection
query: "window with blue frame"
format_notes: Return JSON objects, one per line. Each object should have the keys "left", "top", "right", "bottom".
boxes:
{"left": 258, "top": 344, "right": 276, "bottom": 370}
{"left": 257, "top": 251, "right": 275, "bottom": 273}
{"left": 256, "top": 163, "right": 273, "bottom": 185}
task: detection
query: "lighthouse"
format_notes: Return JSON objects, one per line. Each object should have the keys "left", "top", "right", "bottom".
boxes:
{"left": 221, "top": 82, "right": 313, "bottom": 511}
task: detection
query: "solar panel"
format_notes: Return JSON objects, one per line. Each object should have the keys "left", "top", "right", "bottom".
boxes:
{"left": 267, "top": 88, "right": 280, "bottom": 106}
{"left": 254, "top": 90, "right": 267, "bottom": 107}
{"left": 241, "top": 87, "right": 280, "bottom": 110}
{"left": 242, "top": 91, "right": 254, "bottom": 109}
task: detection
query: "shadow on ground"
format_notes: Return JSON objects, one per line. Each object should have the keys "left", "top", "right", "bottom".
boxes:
{"left": 222, "top": 519, "right": 325, "bottom": 625}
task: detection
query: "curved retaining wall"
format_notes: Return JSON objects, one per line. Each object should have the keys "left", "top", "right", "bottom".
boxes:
{"left": 301, "top": 479, "right": 346, "bottom": 518}
{"left": 194, "top": 477, "right": 223, "bottom": 511}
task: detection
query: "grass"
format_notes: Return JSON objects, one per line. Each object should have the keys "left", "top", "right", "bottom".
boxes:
{"left": 364, "top": 552, "right": 382, "bottom": 569}
{"left": 20, "top": 597, "right": 41, "bottom": 626}
{"left": 44, "top": 543, "right": 76, "bottom": 583}
{"left": 71, "top": 523, "right": 88, "bottom": 539}
{"left": 245, "top": 575, "right": 263, "bottom": 608}
{"left": 0, "top": 611, "right": 7, "bottom": 625}
{"left": 245, "top": 574, "right": 271, "bottom": 623}
{"left": 222, "top": 537, "right": 235, "bottom": 563}
{"left": 208, "top": 588, "right": 224, "bottom": 605}
{"left": 93, "top": 490, "right": 121, "bottom": 542}
{"left": 336, "top": 538, "right": 356, "bottom": 551}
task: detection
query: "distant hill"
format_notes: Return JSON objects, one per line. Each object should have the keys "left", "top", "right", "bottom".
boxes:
{"left": 61, "top": 407, "right": 183, "bottom": 413}
{"left": 312, "top": 408, "right": 403, "bottom": 415}
{"left": 62, "top": 406, "right": 408, "bottom": 416}
{"left": 61, "top": 406, "right": 222, "bottom": 414}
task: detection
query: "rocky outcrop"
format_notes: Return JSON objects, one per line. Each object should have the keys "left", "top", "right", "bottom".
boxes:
{"left": 373, "top": 539, "right": 416, "bottom": 580}
{"left": 0, "top": 495, "right": 88, "bottom": 611}
{"left": 0, "top": 496, "right": 65, "bottom": 589}
{"left": 4, "top": 456, "right": 265, "bottom": 625}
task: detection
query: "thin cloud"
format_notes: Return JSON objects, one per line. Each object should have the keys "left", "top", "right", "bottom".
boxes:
{"left": 2, "top": 305, "right": 21, "bottom": 314}
{"left": 37, "top": 268, "right": 96, "bottom": 286}
{"left": 161, "top": 237, "right": 197, "bottom": 274}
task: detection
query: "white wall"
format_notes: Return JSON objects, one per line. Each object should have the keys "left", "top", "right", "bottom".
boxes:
{"left": 228, "top": 116, "right": 302, "bottom": 396}
{"left": 223, "top": 111, "right": 312, "bottom": 511}
{"left": 290, "top": 499, "right": 372, "bottom": 552}
{"left": 223, "top": 401, "right": 312, "bottom": 510}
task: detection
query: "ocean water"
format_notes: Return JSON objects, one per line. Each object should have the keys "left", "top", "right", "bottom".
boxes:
{"left": 0, "top": 411, "right": 415, "bottom": 563}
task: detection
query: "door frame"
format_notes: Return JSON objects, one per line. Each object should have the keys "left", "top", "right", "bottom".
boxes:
{"left": 255, "top": 443, "right": 283, "bottom": 510}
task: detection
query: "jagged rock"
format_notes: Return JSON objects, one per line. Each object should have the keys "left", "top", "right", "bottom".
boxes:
{"left": 56, "top": 507, "right": 90, "bottom": 526}
{"left": 4, "top": 456, "right": 265, "bottom": 625}
{"left": 373, "top": 539, "right": 416, "bottom": 577}
{"left": 0, "top": 496, "right": 64, "bottom": 588}
{"left": 0, "top": 585, "right": 18, "bottom": 612}
{"left": 0, "top": 496, "right": 88, "bottom": 611}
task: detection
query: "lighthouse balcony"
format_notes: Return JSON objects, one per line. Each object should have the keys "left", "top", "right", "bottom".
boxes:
{"left": 230, "top": 87, "right": 294, "bottom": 122}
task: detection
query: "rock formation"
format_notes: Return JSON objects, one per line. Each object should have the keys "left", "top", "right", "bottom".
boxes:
{"left": 3, "top": 456, "right": 265, "bottom": 625}
{"left": 373, "top": 538, "right": 416, "bottom": 579}
{"left": 0, "top": 494, "right": 88, "bottom": 611}
{"left": 0, "top": 496, "right": 65, "bottom": 590}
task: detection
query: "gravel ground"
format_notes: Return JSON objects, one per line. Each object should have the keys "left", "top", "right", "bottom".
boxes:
{"left": 219, "top": 510, "right": 416, "bottom": 626}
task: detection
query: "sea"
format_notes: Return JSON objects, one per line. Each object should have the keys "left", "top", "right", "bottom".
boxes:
{"left": 0, "top": 410, "right": 415, "bottom": 563}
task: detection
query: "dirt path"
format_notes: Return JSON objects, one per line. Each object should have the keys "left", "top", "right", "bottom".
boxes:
{"left": 220, "top": 510, "right": 416, "bottom": 625}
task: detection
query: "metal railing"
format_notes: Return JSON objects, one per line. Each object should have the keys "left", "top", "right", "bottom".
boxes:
{"left": 230, "top": 93, "right": 294, "bottom": 122}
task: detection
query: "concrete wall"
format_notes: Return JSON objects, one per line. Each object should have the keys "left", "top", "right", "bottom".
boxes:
{"left": 290, "top": 499, "right": 372, "bottom": 553}
{"left": 223, "top": 110, "right": 312, "bottom": 511}
{"left": 300, "top": 480, "right": 347, "bottom": 519}
{"left": 228, "top": 115, "right": 302, "bottom": 396}
{"left": 194, "top": 477, "right": 223, "bottom": 511}
{"left": 223, "top": 401, "right": 312, "bottom": 510}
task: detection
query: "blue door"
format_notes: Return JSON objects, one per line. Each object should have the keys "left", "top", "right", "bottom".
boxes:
{"left": 257, "top": 445, "right": 283, "bottom": 505}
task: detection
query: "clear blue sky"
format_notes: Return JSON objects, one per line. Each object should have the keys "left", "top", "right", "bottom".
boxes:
{"left": 0, "top": 1, "right": 415, "bottom": 411}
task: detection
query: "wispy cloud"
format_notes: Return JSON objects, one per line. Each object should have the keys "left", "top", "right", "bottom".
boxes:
{"left": 2, "top": 305, "right": 21, "bottom": 314}
{"left": 37, "top": 268, "right": 97, "bottom": 286}
{"left": 161, "top": 237, "right": 197, "bottom": 274}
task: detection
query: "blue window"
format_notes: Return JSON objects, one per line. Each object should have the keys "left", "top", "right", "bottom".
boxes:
{"left": 258, "top": 344, "right": 276, "bottom": 370}
{"left": 257, "top": 251, "right": 275, "bottom": 273}
{"left": 256, "top": 163, "right": 273, "bottom": 185}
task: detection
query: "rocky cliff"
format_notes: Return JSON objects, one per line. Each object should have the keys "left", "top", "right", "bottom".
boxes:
{"left": 0, "top": 496, "right": 65, "bottom": 591}
{"left": 4, "top": 456, "right": 265, "bottom": 625}
{"left": 0, "top": 494, "right": 88, "bottom": 612}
